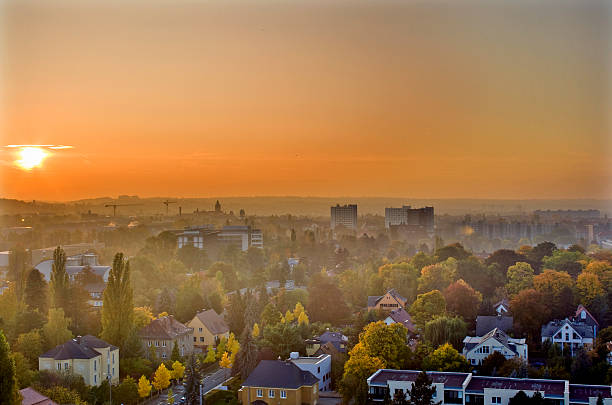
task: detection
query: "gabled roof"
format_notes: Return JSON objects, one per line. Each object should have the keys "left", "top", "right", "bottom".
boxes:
{"left": 494, "top": 298, "right": 509, "bottom": 309}
{"left": 386, "top": 308, "right": 416, "bottom": 333}
{"left": 40, "top": 338, "right": 105, "bottom": 360}
{"left": 574, "top": 305, "right": 599, "bottom": 327}
{"left": 541, "top": 319, "right": 595, "bottom": 339}
{"left": 476, "top": 315, "right": 513, "bottom": 336}
{"left": 139, "top": 315, "right": 193, "bottom": 340}
{"left": 463, "top": 328, "right": 525, "bottom": 356}
{"left": 317, "top": 331, "right": 348, "bottom": 353}
{"left": 19, "top": 387, "right": 58, "bottom": 405}
{"left": 77, "top": 335, "right": 118, "bottom": 350}
{"left": 192, "top": 309, "right": 229, "bottom": 335}
{"left": 367, "top": 289, "right": 407, "bottom": 308}
{"left": 242, "top": 360, "right": 319, "bottom": 389}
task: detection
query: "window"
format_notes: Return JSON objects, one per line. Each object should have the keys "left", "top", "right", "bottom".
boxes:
{"left": 565, "top": 333, "right": 569, "bottom": 340}
{"left": 281, "top": 390, "right": 287, "bottom": 399}
{"left": 147, "top": 341, "right": 151, "bottom": 347}
{"left": 200, "top": 337, "right": 204, "bottom": 342}
{"left": 162, "top": 353, "right": 167, "bottom": 359}
{"left": 199, "top": 328, "right": 203, "bottom": 332}
{"left": 482, "top": 346, "right": 490, "bottom": 354}
{"left": 57, "top": 363, "right": 61, "bottom": 371}
{"left": 317, "top": 367, "right": 320, "bottom": 373}
{"left": 155, "top": 341, "right": 160, "bottom": 347}
{"left": 314, "top": 385, "right": 317, "bottom": 393}
{"left": 94, "top": 360, "right": 97, "bottom": 371}
{"left": 256, "top": 389, "right": 263, "bottom": 398}
{"left": 162, "top": 341, "right": 167, "bottom": 347}
{"left": 112, "top": 353, "right": 115, "bottom": 363}
{"left": 269, "top": 390, "right": 275, "bottom": 398}
{"left": 492, "top": 397, "right": 502, "bottom": 404}
{"left": 94, "top": 375, "right": 97, "bottom": 384}
{"left": 194, "top": 337, "right": 197, "bottom": 342}
{"left": 112, "top": 367, "right": 115, "bottom": 375}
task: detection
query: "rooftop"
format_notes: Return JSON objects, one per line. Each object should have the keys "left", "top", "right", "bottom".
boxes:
{"left": 193, "top": 309, "right": 229, "bottom": 335}
{"left": 242, "top": 360, "right": 319, "bottom": 389}
{"left": 466, "top": 376, "right": 566, "bottom": 397}
{"left": 139, "top": 315, "right": 193, "bottom": 340}
{"left": 40, "top": 335, "right": 117, "bottom": 360}
{"left": 368, "top": 369, "right": 470, "bottom": 389}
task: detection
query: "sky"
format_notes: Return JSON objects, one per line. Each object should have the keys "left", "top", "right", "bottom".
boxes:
{"left": 1, "top": 0, "right": 611, "bottom": 201}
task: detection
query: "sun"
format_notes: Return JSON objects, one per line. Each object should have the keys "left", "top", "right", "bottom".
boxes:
{"left": 15, "top": 147, "right": 48, "bottom": 170}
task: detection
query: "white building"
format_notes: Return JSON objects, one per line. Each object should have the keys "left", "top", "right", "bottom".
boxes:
{"left": 34, "top": 253, "right": 111, "bottom": 283}
{"left": 462, "top": 328, "right": 528, "bottom": 366}
{"left": 177, "top": 225, "right": 263, "bottom": 252}
{"left": 367, "top": 369, "right": 612, "bottom": 405}
{"left": 289, "top": 353, "right": 332, "bottom": 391}
{"left": 331, "top": 204, "right": 357, "bottom": 230}
{"left": 541, "top": 305, "right": 599, "bottom": 356}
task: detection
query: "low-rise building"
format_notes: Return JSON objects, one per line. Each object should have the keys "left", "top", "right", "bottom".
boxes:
{"left": 475, "top": 315, "right": 513, "bottom": 336}
{"left": 139, "top": 315, "right": 194, "bottom": 360}
{"left": 289, "top": 353, "right": 332, "bottom": 391}
{"left": 384, "top": 308, "right": 416, "bottom": 335}
{"left": 34, "top": 253, "right": 111, "bottom": 283}
{"left": 367, "top": 369, "right": 612, "bottom": 405}
{"left": 187, "top": 309, "right": 230, "bottom": 349}
{"left": 494, "top": 299, "right": 509, "bottom": 315}
{"left": 239, "top": 360, "right": 319, "bottom": 405}
{"left": 39, "top": 335, "right": 119, "bottom": 387}
{"left": 463, "top": 328, "right": 528, "bottom": 366}
{"left": 19, "top": 387, "right": 58, "bottom": 405}
{"left": 367, "top": 289, "right": 407, "bottom": 312}
{"left": 306, "top": 331, "right": 348, "bottom": 356}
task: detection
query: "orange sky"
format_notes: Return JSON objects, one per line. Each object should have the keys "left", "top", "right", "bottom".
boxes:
{"left": 1, "top": 0, "right": 611, "bottom": 201}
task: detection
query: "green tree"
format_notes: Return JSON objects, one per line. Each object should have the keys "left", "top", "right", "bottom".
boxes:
{"left": 14, "top": 329, "right": 43, "bottom": 368}
{"left": 423, "top": 343, "right": 470, "bottom": 372}
{"left": 508, "top": 391, "right": 530, "bottom": 405}
{"left": 232, "top": 327, "right": 259, "bottom": 380}
{"left": 479, "top": 351, "right": 508, "bottom": 376}
{"left": 113, "top": 376, "right": 139, "bottom": 405}
{"left": 50, "top": 247, "right": 70, "bottom": 311}
{"left": 43, "top": 308, "right": 73, "bottom": 350}
{"left": 409, "top": 290, "right": 446, "bottom": 330}
{"left": 171, "top": 341, "right": 181, "bottom": 362}
{"left": 418, "top": 259, "right": 458, "bottom": 293}
{"left": 506, "top": 262, "right": 535, "bottom": 297}
{"left": 0, "top": 330, "right": 19, "bottom": 405}
{"left": 175, "top": 279, "right": 206, "bottom": 323}
{"left": 408, "top": 370, "right": 440, "bottom": 405}
{"left": 260, "top": 323, "right": 305, "bottom": 359}
{"left": 12, "top": 352, "right": 36, "bottom": 389}
{"left": 307, "top": 271, "right": 350, "bottom": 324}
{"left": 260, "top": 303, "right": 282, "bottom": 327}
{"left": 101, "top": 253, "right": 135, "bottom": 351}
{"left": 24, "top": 269, "right": 47, "bottom": 314}
{"left": 184, "top": 354, "right": 202, "bottom": 404}
{"left": 8, "top": 247, "right": 29, "bottom": 301}
{"left": 435, "top": 243, "right": 471, "bottom": 262}
{"left": 423, "top": 316, "right": 467, "bottom": 350}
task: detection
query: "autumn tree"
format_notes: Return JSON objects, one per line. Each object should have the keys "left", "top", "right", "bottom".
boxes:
{"left": 575, "top": 273, "right": 605, "bottom": 307}
{"left": 505, "top": 262, "right": 535, "bottom": 297}
{"left": 418, "top": 259, "right": 458, "bottom": 293}
{"left": 479, "top": 351, "right": 508, "bottom": 376}
{"left": 533, "top": 270, "right": 574, "bottom": 319}
{"left": 152, "top": 363, "right": 171, "bottom": 392}
{"left": 409, "top": 290, "right": 446, "bottom": 330}
{"left": 340, "top": 343, "right": 385, "bottom": 405}
{"left": 43, "top": 308, "right": 73, "bottom": 350}
{"left": 50, "top": 247, "right": 70, "bottom": 311}
{"left": 138, "top": 375, "right": 152, "bottom": 398}
{"left": 510, "top": 289, "right": 550, "bottom": 341}
{"left": 171, "top": 360, "right": 185, "bottom": 381}
{"left": 443, "top": 279, "right": 482, "bottom": 322}
{"left": 422, "top": 343, "right": 470, "bottom": 372}
{"left": 101, "top": 253, "right": 135, "bottom": 351}
{"left": 14, "top": 329, "right": 43, "bottom": 368}
{"left": 359, "top": 321, "right": 409, "bottom": 369}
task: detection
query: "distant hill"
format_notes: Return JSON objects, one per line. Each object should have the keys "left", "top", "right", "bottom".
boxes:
{"left": 1, "top": 197, "right": 611, "bottom": 217}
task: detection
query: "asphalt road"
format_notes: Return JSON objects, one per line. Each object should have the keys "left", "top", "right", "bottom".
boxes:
{"left": 202, "top": 368, "right": 231, "bottom": 394}
{"left": 147, "top": 383, "right": 186, "bottom": 405}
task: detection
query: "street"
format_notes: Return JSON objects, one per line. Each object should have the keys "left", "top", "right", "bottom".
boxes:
{"left": 202, "top": 368, "right": 232, "bottom": 394}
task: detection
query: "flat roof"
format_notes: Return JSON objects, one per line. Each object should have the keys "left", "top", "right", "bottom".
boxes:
{"left": 466, "top": 376, "right": 565, "bottom": 397}
{"left": 369, "top": 370, "right": 470, "bottom": 389}
{"left": 569, "top": 384, "right": 611, "bottom": 402}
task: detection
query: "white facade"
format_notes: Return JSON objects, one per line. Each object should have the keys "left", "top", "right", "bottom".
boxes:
{"left": 463, "top": 329, "right": 528, "bottom": 366}
{"left": 331, "top": 204, "right": 357, "bottom": 230}
{"left": 289, "top": 353, "right": 332, "bottom": 391}
{"left": 542, "top": 320, "right": 595, "bottom": 356}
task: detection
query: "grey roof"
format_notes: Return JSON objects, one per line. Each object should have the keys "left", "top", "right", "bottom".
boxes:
{"left": 243, "top": 360, "right": 319, "bottom": 389}
{"left": 387, "top": 308, "right": 416, "bottom": 333}
{"left": 541, "top": 319, "right": 595, "bottom": 339}
{"left": 317, "top": 331, "right": 348, "bottom": 353}
{"left": 40, "top": 335, "right": 116, "bottom": 360}
{"left": 476, "top": 315, "right": 513, "bottom": 336}
{"left": 194, "top": 309, "right": 229, "bottom": 335}
{"left": 139, "top": 315, "right": 193, "bottom": 340}
{"left": 494, "top": 298, "right": 509, "bottom": 309}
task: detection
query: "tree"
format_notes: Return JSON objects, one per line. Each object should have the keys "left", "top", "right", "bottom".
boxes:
{"left": 340, "top": 343, "right": 385, "bottom": 405}
{"left": 408, "top": 370, "right": 440, "bottom": 405}
{"left": 542, "top": 250, "right": 586, "bottom": 278}
{"left": 204, "top": 346, "right": 216, "bottom": 363}
{"left": 171, "top": 360, "right": 185, "bottom": 381}
{"left": 184, "top": 354, "right": 202, "bottom": 404}
{"left": 443, "top": 280, "right": 482, "bottom": 322}
{"left": 167, "top": 388, "right": 175, "bottom": 405}
{"left": 175, "top": 280, "right": 206, "bottom": 323}
{"left": 113, "top": 376, "right": 139, "bottom": 405}
{"left": 43, "top": 308, "right": 73, "bottom": 350}
{"left": 359, "top": 321, "right": 409, "bottom": 369}
{"left": 232, "top": 327, "right": 259, "bottom": 380}
{"left": 227, "top": 291, "right": 246, "bottom": 334}
{"left": 307, "top": 271, "right": 350, "bottom": 324}
{"left": 479, "top": 351, "right": 508, "bottom": 376}
{"left": 0, "top": 330, "right": 19, "bottom": 405}
{"left": 14, "top": 329, "right": 43, "bottom": 368}
{"left": 101, "top": 253, "right": 135, "bottom": 351}
{"left": 24, "top": 269, "right": 47, "bottom": 314}
{"left": 509, "top": 391, "right": 530, "bottom": 405}
{"left": 152, "top": 363, "right": 171, "bottom": 392}
{"left": 171, "top": 341, "right": 181, "bottom": 362}
{"left": 260, "top": 303, "right": 282, "bottom": 327}
{"left": 409, "top": 290, "right": 446, "bottom": 330}
{"left": 510, "top": 289, "right": 550, "bottom": 340}
{"left": 575, "top": 273, "right": 605, "bottom": 307}
{"left": 505, "top": 262, "right": 535, "bottom": 297}
{"left": 252, "top": 323, "right": 260, "bottom": 338}
{"left": 418, "top": 259, "right": 458, "bottom": 293}
{"left": 423, "top": 343, "right": 470, "bottom": 372}
{"left": 423, "top": 316, "right": 467, "bottom": 350}
{"left": 533, "top": 270, "right": 574, "bottom": 319}
{"left": 9, "top": 247, "right": 29, "bottom": 301}
{"left": 393, "top": 388, "right": 408, "bottom": 405}
{"left": 485, "top": 249, "right": 525, "bottom": 275}
{"left": 50, "top": 247, "right": 70, "bottom": 311}
{"left": 43, "top": 386, "right": 85, "bottom": 405}
{"left": 219, "top": 351, "right": 232, "bottom": 368}
{"left": 138, "top": 375, "right": 152, "bottom": 398}
{"left": 260, "top": 323, "right": 305, "bottom": 359}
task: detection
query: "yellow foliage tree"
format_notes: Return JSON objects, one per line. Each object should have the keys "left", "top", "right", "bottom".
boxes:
{"left": 152, "top": 363, "right": 171, "bottom": 392}
{"left": 219, "top": 351, "right": 232, "bottom": 368}
{"left": 293, "top": 302, "right": 305, "bottom": 319}
{"left": 158, "top": 311, "right": 169, "bottom": 318}
{"left": 280, "top": 315, "right": 286, "bottom": 324}
{"left": 171, "top": 360, "right": 185, "bottom": 380}
{"left": 138, "top": 375, "right": 152, "bottom": 398}
{"left": 204, "top": 346, "right": 216, "bottom": 363}
{"left": 576, "top": 272, "right": 605, "bottom": 307}
{"left": 285, "top": 310, "right": 295, "bottom": 323}
{"left": 297, "top": 311, "right": 309, "bottom": 325}
{"left": 252, "top": 323, "right": 260, "bottom": 338}
{"left": 134, "top": 307, "right": 154, "bottom": 329}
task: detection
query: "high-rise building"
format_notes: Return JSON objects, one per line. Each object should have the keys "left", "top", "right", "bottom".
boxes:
{"left": 384, "top": 205, "right": 434, "bottom": 232}
{"left": 331, "top": 204, "right": 357, "bottom": 230}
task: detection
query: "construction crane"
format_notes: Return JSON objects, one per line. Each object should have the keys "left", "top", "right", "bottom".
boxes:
{"left": 162, "top": 200, "right": 177, "bottom": 215}
{"left": 104, "top": 203, "right": 142, "bottom": 217}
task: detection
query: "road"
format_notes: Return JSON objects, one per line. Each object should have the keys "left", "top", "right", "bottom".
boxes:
{"left": 146, "top": 383, "right": 186, "bottom": 405}
{"left": 202, "top": 368, "right": 231, "bottom": 394}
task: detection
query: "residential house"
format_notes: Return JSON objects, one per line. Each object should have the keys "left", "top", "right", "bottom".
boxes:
{"left": 20, "top": 387, "right": 58, "bottom": 405}
{"left": 39, "top": 335, "right": 119, "bottom": 387}
{"left": 462, "top": 328, "right": 528, "bottom": 366}
{"left": 475, "top": 315, "right": 513, "bottom": 336}
{"left": 541, "top": 305, "right": 599, "bottom": 356}
{"left": 306, "top": 331, "right": 348, "bottom": 356}
{"left": 34, "top": 253, "right": 111, "bottom": 283}
{"left": 367, "top": 369, "right": 612, "bottom": 405}
{"left": 239, "top": 360, "right": 319, "bottom": 405}
{"left": 187, "top": 309, "right": 230, "bottom": 349}
{"left": 494, "top": 299, "right": 509, "bottom": 315}
{"left": 84, "top": 283, "right": 105, "bottom": 308}
{"left": 367, "top": 289, "right": 407, "bottom": 312}
{"left": 289, "top": 353, "right": 332, "bottom": 391}
{"left": 139, "top": 315, "right": 194, "bottom": 360}
{"left": 384, "top": 308, "right": 416, "bottom": 335}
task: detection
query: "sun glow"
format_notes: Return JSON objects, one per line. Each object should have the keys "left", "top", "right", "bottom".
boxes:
{"left": 15, "top": 147, "right": 48, "bottom": 170}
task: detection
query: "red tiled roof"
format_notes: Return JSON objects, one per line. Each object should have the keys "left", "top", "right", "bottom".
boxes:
{"left": 20, "top": 387, "right": 58, "bottom": 405}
